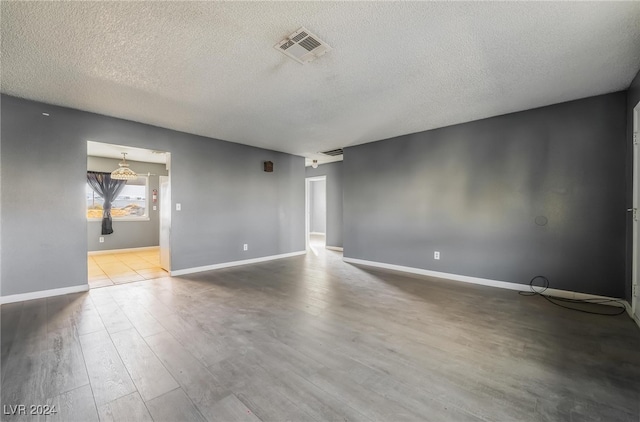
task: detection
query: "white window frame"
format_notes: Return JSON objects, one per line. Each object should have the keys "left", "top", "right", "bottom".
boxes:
{"left": 86, "top": 175, "right": 150, "bottom": 222}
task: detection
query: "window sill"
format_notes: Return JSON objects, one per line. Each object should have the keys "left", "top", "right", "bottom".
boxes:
{"left": 87, "top": 217, "right": 150, "bottom": 222}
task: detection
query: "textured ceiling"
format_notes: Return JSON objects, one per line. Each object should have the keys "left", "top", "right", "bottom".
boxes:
{"left": 2, "top": 2, "right": 640, "bottom": 165}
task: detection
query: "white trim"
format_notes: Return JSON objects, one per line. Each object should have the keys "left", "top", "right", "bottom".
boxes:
{"left": 626, "top": 300, "right": 640, "bottom": 330}
{"left": 305, "top": 178, "right": 310, "bottom": 251}
{"left": 632, "top": 310, "right": 640, "bottom": 330}
{"left": 88, "top": 217, "right": 151, "bottom": 222}
{"left": 159, "top": 173, "right": 171, "bottom": 272}
{"left": 343, "top": 257, "right": 626, "bottom": 307}
{"left": 310, "top": 232, "right": 326, "bottom": 236}
{"left": 1, "top": 284, "right": 89, "bottom": 305}
{"left": 326, "top": 246, "right": 344, "bottom": 252}
{"left": 88, "top": 246, "right": 159, "bottom": 256}
{"left": 632, "top": 125, "right": 638, "bottom": 319}
{"left": 171, "top": 251, "right": 306, "bottom": 276}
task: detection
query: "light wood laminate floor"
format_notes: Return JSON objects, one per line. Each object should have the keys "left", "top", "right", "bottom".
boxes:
{"left": 2, "top": 244, "right": 640, "bottom": 421}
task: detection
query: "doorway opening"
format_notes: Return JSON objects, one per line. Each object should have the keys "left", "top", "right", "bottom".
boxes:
{"left": 86, "top": 141, "right": 171, "bottom": 288}
{"left": 305, "top": 176, "right": 327, "bottom": 255}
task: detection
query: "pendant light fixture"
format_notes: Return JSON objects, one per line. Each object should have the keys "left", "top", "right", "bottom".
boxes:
{"left": 111, "top": 153, "right": 138, "bottom": 180}
{"left": 312, "top": 159, "right": 318, "bottom": 169}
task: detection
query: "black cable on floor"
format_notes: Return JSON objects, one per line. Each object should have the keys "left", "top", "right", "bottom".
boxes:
{"left": 518, "top": 276, "right": 627, "bottom": 316}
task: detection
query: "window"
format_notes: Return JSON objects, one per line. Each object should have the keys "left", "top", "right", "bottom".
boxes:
{"left": 86, "top": 175, "right": 149, "bottom": 220}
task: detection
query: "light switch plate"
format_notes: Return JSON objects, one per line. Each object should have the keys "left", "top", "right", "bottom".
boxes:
{"left": 176, "top": 203, "right": 181, "bottom": 211}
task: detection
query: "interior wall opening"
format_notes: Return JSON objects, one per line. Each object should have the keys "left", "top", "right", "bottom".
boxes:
{"left": 306, "top": 176, "right": 327, "bottom": 255}
{"left": 86, "top": 141, "right": 171, "bottom": 288}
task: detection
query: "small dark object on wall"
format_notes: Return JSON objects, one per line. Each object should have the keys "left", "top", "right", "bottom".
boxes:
{"left": 264, "top": 161, "right": 273, "bottom": 172}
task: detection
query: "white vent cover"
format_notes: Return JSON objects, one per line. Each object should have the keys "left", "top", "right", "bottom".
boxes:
{"left": 274, "top": 27, "right": 331, "bottom": 64}
{"left": 320, "top": 148, "right": 343, "bottom": 156}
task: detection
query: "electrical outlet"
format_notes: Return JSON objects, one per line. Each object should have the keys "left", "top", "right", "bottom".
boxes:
{"left": 153, "top": 205, "right": 157, "bottom": 211}
{"left": 634, "top": 284, "right": 638, "bottom": 297}
{"left": 243, "top": 244, "right": 248, "bottom": 251}
{"left": 99, "top": 237, "right": 104, "bottom": 243}
{"left": 434, "top": 251, "right": 440, "bottom": 260}
{"left": 176, "top": 203, "right": 181, "bottom": 211}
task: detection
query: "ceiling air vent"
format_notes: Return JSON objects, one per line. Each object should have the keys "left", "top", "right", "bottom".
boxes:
{"left": 320, "top": 148, "right": 343, "bottom": 157}
{"left": 275, "top": 27, "right": 331, "bottom": 64}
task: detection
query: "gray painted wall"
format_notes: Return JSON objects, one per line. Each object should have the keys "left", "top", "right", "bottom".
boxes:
{"left": 344, "top": 92, "right": 627, "bottom": 298}
{"left": 306, "top": 162, "right": 343, "bottom": 248}
{"left": 87, "top": 156, "right": 168, "bottom": 252}
{"left": 310, "top": 180, "right": 326, "bottom": 233}
{"left": 1, "top": 95, "right": 305, "bottom": 297}
{"left": 626, "top": 68, "right": 640, "bottom": 302}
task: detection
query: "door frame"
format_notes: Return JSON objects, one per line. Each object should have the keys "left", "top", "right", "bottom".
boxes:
{"left": 305, "top": 175, "right": 327, "bottom": 251}
{"left": 633, "top": 103, "right": 639, "bottom": 321}
{"left": 159, "top": 153, "right": 171, "bottom": 272}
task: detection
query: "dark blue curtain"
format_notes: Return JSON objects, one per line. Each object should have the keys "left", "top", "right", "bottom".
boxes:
{"left": 87, "top": 171, "right": 127, "bottom": 235}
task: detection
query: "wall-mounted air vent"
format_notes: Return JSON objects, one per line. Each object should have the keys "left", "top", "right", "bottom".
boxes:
{"left": 320, "top": 148, "right": 343, "bottom": 156}
{"left": 275, "top": 27, "right": 331, "bottom": 64}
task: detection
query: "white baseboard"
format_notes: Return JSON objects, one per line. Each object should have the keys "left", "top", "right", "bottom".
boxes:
{"left": 89, "top": 246, "right": 159, "bottom": 256}
{"left": 310, "top": 232, "right": 326, "bottom": 236}
{"left": 1, "top": 284, "right": 90, "bottom": 305}
{"left": 343, "top": 257, "right": 626, "bottom": 308}
{"left": 171, "top": 250, "right": 307, "bottom": 276}
{"left": 326, "top": 246, "right": 344, "bottom": 252}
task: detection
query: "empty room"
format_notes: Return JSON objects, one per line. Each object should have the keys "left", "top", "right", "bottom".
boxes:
{"left": 1, "top": 2, "right": 640, "bottom": 421}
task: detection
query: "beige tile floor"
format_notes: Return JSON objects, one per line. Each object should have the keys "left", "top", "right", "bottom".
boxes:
{"left": 88, "top": 249, "right": 167, "bottom": 288}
